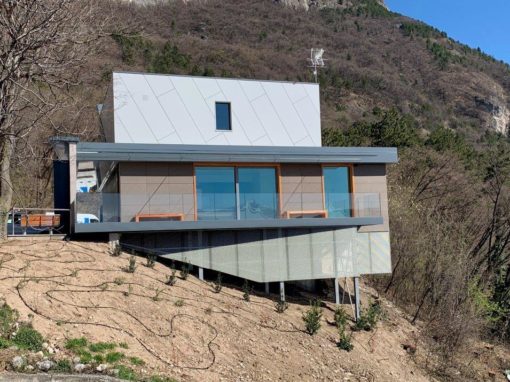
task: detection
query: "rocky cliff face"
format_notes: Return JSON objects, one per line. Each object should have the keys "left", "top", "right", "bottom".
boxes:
{"left": 274, "top": 0, "right": 386, "bottom": 11}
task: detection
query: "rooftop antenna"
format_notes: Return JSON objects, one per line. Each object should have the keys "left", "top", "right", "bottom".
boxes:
{"left": 309, "top": 48, "right": 325, "bottom": 83}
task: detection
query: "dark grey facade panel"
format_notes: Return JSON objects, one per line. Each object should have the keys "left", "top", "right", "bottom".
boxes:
{"left": 74, "top": 217, "right": 383, "bottom": 234}
{"left": 76, "top": 142, "right": 398, "bottom": 164}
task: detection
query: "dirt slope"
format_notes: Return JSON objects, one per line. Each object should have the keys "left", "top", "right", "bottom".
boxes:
{"left": 0, "top": 240, "right": 505, "bottom": 381}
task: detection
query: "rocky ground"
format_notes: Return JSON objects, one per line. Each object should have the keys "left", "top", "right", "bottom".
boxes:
{"left": 0, "top": 239, "right": 508, "bottom": 381}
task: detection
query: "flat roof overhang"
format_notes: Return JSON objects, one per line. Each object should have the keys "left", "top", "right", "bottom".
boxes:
{"left": 74, "top": 216, "right": 383, "bottom": 234}
{"left": 76, "top": 142, "right": 398, "bottom": 164}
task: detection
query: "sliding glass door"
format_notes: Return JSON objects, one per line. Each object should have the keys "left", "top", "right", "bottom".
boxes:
{"left": 195, "top": 166, "right": 278, "bottom": 221}
{"left": 238, "top": 167, "right": 278, "bottom": 220}
{"left": 195, "top": 167, "right": 236, "bottom": 220}
{"left": 323, "top": 166, "right": 351, "bottom": 218}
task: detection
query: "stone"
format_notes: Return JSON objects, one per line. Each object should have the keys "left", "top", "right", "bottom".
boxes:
{"left": 11, "top": 356, "right": 25, "bottom": 370}
{"left": 110, "top": 368, "right": 120, "bottom": 376}
{"left": 42, "top": 342, "right": 49, "bottom": 349}
{"left": 35, "top": 351, "right": 44, "bottom": 359}
{"left": 72, "top": 356, "right": 81, "bottom": 364}
{"left": 74, "top": 363, "right": 87, "bottom": 373}
{"left": 96, "top": 364, "right": 108, "bottom": 372}
{"left": 25, "top": 365, "right": 34, "bottom": 371}
{"left": 36, "top": 359, "right": 54, "bottom": 372}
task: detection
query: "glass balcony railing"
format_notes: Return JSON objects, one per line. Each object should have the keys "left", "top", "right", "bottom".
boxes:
{"left": 75, "top": 192, "right": 381, "bottom": 224}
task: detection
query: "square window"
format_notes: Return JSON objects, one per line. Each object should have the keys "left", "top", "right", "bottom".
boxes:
{"left": 215, "top": 102, "right": 231, "bottom": 131}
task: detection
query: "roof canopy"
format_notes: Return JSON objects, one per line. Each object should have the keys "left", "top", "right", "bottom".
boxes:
{"left": 76, "top": 142, "right": 398, "bottom": 164}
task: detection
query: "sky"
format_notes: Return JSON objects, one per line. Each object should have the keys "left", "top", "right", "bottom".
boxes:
{"left": 385, "top": 0, "right": 510, "bottom": 64}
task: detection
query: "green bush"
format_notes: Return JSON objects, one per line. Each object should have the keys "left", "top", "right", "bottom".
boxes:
{"left": 334, "top": 307, "right": 349, "bottom": 329}
{"left": 78, "top": 350, "right": 93, "bottom": 364}
{"left": 0, "top": 303, "right": 18, "bottom": 338}
{"left": 302, "top": 299, "right": 322, "bottom": 335}
{"left": 275, "top": 298, "right": 288, "bottom": 313}
{"left": 337, "top": 328, "right": 354, "bottom": 351}
{"left": 179, "top": 261, "right": 191, "bottom": 280}
{"left": 354, "top": 300, "right": 382, "bottom": 331}
{"left": 0, "top": 337, "right": 13, "bottom": 349}
{"left": 93, "top": 354, "right": 104, "bottom": 363}
{"left": 242, "top": 279, "right": 252, "bottom": 302}
{"left": 13, "top": 325, "right": 44, "bottom": 351}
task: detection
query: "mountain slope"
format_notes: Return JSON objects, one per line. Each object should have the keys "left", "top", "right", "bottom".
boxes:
{"left": 99, "top": 0, "right": 509, "bottom": 142}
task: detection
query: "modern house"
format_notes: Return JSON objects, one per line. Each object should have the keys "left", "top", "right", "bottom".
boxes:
{"left": 53, "top": 72, "right": 397, "bottom": 315}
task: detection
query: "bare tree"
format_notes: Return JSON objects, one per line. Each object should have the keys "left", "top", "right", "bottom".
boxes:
{"left": 0, "top": 0, "right": 109, "bottom": 239}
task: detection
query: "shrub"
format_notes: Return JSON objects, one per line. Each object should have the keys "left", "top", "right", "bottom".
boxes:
{"left": 302, "top": 299, "right": 322, "bottom": 335}
{"left": 213, "top": 273, "right": 222, "bottom": 293}
{"left": 179, "top": 261, "right": 191, "bottom": 280}
{"left": 105, "top": 351, "right": 125, "bottom": 363}
{"left": 354, "top": 300, "right": 382, "bottom": 331}
{"left": 114, "top": 277, "right": 125, "bottom": 286}
{"left": 334, "top": 306, "right": 349, "bottom": 329}
{"left": 0, "top": 303, "right": 18, "bottom": 338}
{"left": 65, "top": 337, "right": 88, "bottom": 350}
{"left": 337, "top": 328, "right": 354, "bottom": 352}
{"left": 126, "top": 256, "right": 137, "bottom": 273}
{"left": 242, "top": 279, "right": 252, "bottom": 302}
{"left": 93, "top": 354, "right": 104, "bottom": 363}
{"left": 166, "top": 270, "right": 177, "bottom": 286}
{"left": 89, "top": 341, "right": 116, "bottom": 353}
{"left": 146, "top": 254, "right": 156, "bottom": 268}
{"left": 55, "top": 359, "right": 72, "bottom": 373}
{"left": 153, "top": 288, "right": 163, "bottom": 302}
{"left": 111, "top": 243, "right": 122, "bottom": 257}
{"left": 13, "top": 324, "right": 44, "bottom": 351}
{"left": 174, "top": 299, "right": 184, "bottom": 307}
{"left": 119, "top": 342, "right": 129, "bottom": 349}
{"left": 275, "top": 299, "right": 288, "bottom": 313}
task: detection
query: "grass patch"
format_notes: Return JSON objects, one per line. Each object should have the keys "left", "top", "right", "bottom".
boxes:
{"left": 54, "top": 359, "right": 72, "bottom": 373}
{"left": 93, "top": 354, "right": 104, "bottom": 363}
{"left": 119, "top": 342, "right": 129, "bottom": 349}
{"left": 65, "top": 337, "right": 88, "bottom": 350}
{"left": 89, "top": 341, "right": 116, "bottom": 353}
{"left": 0, "top": 337, "right": 14, "bottom": 349}
{"left": 117, "top": 365, "right": 137, "bottom": 381}
{"left": 105, "top": 351, "right": 125, "bottom": 363}
{"left": 129, "top": 356, "right": 145, "bottom": 366}
{"left": 148, "top": 376, "right": 178, "bottom": 382}
{"left": 78, "top": 350, "right": 93, "bottom": 364}
{"left": 13, "top": 325, "right": 44, "bottom": 351}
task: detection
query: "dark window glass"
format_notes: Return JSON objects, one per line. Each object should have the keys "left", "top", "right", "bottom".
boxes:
{"left": 238, "top": 168, "right": 278, "bottom": 220}
{"left": 215, "top": 102, "right": 231, "bottom": 131}
{"left": 323, "top": 167, "right": 351, "bottom": 218}
{"left": 195, "top": 167, "right": 236, "bottom": 220}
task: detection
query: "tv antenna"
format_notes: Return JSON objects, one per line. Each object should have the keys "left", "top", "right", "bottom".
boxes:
{"left": 309, "top": 48, "right": 325, "bottom": 83}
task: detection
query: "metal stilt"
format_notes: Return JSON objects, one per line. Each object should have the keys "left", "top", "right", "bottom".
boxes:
{"left": 335, "top": 278, "right": 340, "bottom": 305}
{"left": 198, "top": 267, "right": 204, "bottom": 281}
{"left": 265, "top": 282, "right": 270, "bottom": 294}
{"left": 353, "top": 276, "right": 361, "bottom": 321}
{"left": 279, "top": 282, "right": 285, "bottom": 302}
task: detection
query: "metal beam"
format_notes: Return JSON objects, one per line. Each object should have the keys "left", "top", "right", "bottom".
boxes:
{"left": 74, "top": 216, "right": 383, "bottom": 234}
{"left": 354, "top": 277, "right": 361, "bottom": 321}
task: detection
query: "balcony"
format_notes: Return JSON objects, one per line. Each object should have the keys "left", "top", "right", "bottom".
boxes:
{"left": 74, "top": 191, "right": 383, "bottom": 233}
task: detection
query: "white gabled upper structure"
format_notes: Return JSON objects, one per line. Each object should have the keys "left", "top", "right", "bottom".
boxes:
{"left": 101, "top": 72, "right": 321, "bottom": 147}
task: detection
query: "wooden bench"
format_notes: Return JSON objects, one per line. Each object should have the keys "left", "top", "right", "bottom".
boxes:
{"left": 21, "top": 214, "right": 61, "bottom": 228}
{"left": 135, "top": 213, "right": 184, "bottom": 222}
{"left": 283, "top": 210, "right": 328, "bottom": 219}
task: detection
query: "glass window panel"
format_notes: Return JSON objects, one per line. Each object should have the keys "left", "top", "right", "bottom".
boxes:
{"left": 215, "top": 102, "right": 231, "bottom": 131}
{"left": 323, "top": 167, "right": 351, "bottom": 218}
{"left": 238, "top": 167, "right": 278, "bottom": 220}
{"left": 195, "top": 167, "right": 236, "bottom": 220}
